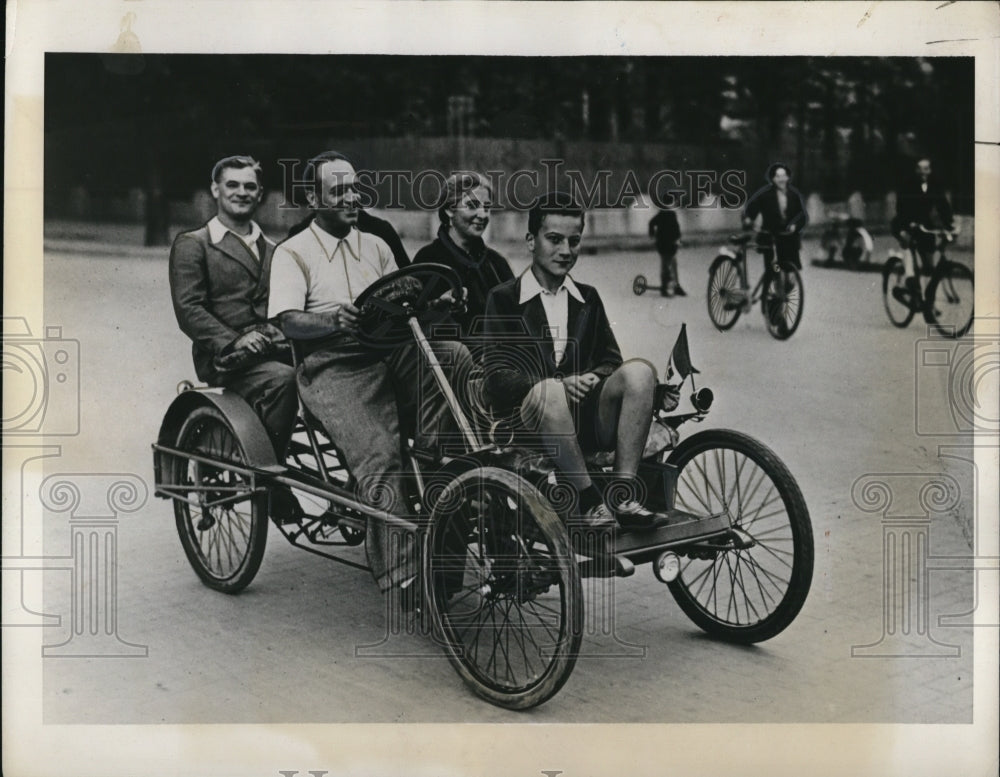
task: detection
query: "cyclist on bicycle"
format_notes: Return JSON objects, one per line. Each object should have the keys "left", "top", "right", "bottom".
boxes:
{"left": 742, "top": 163, "right": 808, "bottom": 280}
{"left": 889, "top": 157, "right": 955, "bottom": 308}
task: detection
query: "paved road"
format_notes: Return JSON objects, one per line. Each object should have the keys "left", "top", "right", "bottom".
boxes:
{"left": 33, "top": 234, "right": 978, "bottom": 724}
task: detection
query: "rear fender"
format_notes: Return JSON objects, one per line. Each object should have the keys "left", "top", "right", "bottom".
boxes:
{"left": 717, "top": 246, "right": 738, "bottom": 260}
{"left": 153, "top": 388, "right": 279, "bottom": 495}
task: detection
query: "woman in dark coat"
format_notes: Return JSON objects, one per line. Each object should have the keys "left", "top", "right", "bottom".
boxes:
{"left": 413, "top": 172, "right": 514, "bottom": 338}
{"left": 743, "top": 162, "right": 809, "bottom": 276}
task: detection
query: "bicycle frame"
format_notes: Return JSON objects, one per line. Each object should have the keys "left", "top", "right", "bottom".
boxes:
{"left": 894, "top": 225, "right": 953, "bottom": 279}
{"left": 717, "top": 239, "right": 767, "bottom": 303}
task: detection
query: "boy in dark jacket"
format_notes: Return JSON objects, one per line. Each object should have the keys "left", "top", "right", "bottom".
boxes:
{"left": 483, "top": 192, "right": 668, "bottom": 531}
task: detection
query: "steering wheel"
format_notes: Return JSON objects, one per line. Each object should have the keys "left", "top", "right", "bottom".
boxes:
{"left": 353, "top": 263, "right": 464, "bottom": 348}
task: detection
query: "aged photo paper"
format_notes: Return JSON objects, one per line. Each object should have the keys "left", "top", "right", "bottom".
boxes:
{"left": 4, "top": 1, "right": 998, "bottom": 775}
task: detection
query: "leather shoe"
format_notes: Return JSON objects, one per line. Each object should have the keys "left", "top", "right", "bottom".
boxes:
{"left": 615, "top": 500, "right": 670, "bottom": 530}
{"left": 570, "top": 502, "right": 616, "bottom": 531}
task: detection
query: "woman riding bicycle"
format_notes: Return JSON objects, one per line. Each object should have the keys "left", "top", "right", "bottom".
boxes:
{"left": 742, "top": 162, "right": 809, "bottom": 279}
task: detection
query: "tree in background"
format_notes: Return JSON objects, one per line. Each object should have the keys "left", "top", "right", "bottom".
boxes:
{"left": 44, "top": 54, "right": 974, "bottom": 244}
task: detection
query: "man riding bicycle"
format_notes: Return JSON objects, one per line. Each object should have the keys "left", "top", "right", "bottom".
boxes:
{"left": 889, "top": 157, "right": 955, "bottom": 308}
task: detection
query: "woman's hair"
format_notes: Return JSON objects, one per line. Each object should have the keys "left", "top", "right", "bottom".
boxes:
{"left": 766, "top": 162, "right": 792, "bottom": 182}
{"left": 438, "top": 172, "right": 492, "bottom": 225}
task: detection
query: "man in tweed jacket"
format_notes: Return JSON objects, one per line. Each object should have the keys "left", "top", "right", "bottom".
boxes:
{"left": 169, "top": 155, "right": 298, "bottom": 463}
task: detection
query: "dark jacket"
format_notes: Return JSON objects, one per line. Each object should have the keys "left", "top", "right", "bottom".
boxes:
{"left": 892, "top": 176, "right": 954, "bottom": 233}
{"left": 481, "top": 274, "right": 623, "bottom": 413}
{"left": 743, "top": 184, "right": 809, "bottom": 236}
{"left": 169, "top": 224, "right": 277, "bottom": 384}
{"left": 412, "top": 226, "right": 515, "bottom": 338}
{"left": 287, "top": 210, "right": 410, "bottom": 268}
{"left": 358, "top": 210, "right": 411, "bottom": 268}
{"left": 649, "top": 210, "right": 681, "bottom": 254}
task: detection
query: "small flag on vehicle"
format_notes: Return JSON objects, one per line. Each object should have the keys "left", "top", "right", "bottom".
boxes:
{"left": 666, "top": 323, "right": 699, "bottom": 381}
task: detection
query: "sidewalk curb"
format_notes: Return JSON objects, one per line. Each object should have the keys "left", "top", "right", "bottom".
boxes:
{"left": 44, "top": 240, "right": 169, "bottom": 259}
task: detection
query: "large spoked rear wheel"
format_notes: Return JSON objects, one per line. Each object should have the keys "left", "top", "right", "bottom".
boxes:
{"left": 762, "top": 269, "right": 803, "bottom": 340}
{"left": 926, "top": 261, "right": 974, "bottom": 338}
{"left": 666, "top": 429, "right": 813, "bottom": 643}
{"left": 707, "top": 256, "right": 744, "bottom": 331}
{"left": 172, "top": 407, "right": 267, "bottom": 593}
{"left": 882, "top": 257, "right": 915, "bottom": 329}
{"left": 425, "top": 466, "right": 582, "bottom": 710}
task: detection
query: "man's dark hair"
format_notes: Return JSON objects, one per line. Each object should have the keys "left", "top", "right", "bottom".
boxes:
{"left": 211, "top": 155, "right": 263, "bottom": 185}
{"left": 297, "top": 150, "right": 356, "bottom": 208}
{"left": 527, "top": 191, "right": 585, "bottom": 235}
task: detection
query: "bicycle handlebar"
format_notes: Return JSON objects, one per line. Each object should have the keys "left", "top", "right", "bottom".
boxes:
{"left": 914, "top": 224, "right": 958, "bottom": 238}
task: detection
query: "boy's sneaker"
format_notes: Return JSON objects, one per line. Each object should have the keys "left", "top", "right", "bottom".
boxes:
{"left": 576, "top": 502, "right": 616, "bottom": 531}
{"left": 614, "top": 500, "right": 670, "bottom": 530}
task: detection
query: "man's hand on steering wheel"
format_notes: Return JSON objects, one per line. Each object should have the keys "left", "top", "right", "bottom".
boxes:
{"left": 330, "top": 303, "right": 360, "bottom": 334}
{"left": 352, "top": 263, "right": 464, "bottom": 348}
{"left": 430, "top": 286, "right": 468, "bottom": 313}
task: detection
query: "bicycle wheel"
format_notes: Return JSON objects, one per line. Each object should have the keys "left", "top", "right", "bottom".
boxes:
{"left": 172, "top": 406, "right": 268, "bottom": 593}
{"left": 425, "top": 466, "right": 582, "bottom": 710}
{"left": 925, "top": 261, "right": 974, "bottom": 338}
{"left": 707, "top": 256, "right": 744, "bottom": 331}
{"left": 762, "top": 269, "right": 804, "bottom": 340}
{"left": 633, "top": 274, "right": 648, "bottom": 296}
{"left": 665, "top": 429, "right": 814, "bottom": 643}
{"left": 881, "top": 257, "right": 915, "bottom": 329}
